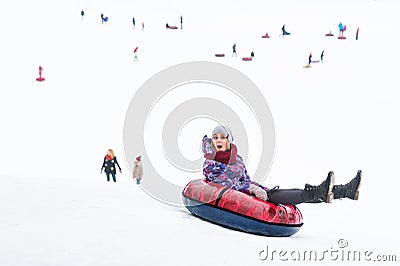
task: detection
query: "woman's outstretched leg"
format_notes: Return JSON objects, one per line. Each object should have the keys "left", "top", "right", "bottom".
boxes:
{"left": 332, "top": 170, "right": 362, "bottom": 200}
{"left": 266, "top": 171, "right": 335, "bottom": 205}
{"left": 267, "top": 188, "right": 308, "bottom": 205}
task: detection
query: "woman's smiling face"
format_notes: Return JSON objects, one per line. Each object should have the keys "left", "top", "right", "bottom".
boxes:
{"left": 212, "top": 133, "right": 230, "bottom": 152}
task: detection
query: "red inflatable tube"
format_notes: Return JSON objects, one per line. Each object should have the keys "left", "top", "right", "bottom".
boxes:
{"left": 182, "top": 179, "right": 303, "bottom": 236}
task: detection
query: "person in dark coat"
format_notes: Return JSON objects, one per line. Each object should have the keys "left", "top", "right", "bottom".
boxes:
{"left": 81, "top": 10, "right": 85, "bottom": 20}
{"left": 282, "top": 24, "right": 290, "bottom": 36}
{"left": 101, "top": 149, "right": 122, "bottom": 182}
{"left": 132, "top": 17, "right": 135, "bottom": 29}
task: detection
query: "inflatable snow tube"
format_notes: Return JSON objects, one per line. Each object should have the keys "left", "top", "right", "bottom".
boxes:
{"left": 215, "top": 53, "right": 225, "bottom": 57}
{"left": 261, "top": 35, "right": 270, "bottom": 38}
{"left": 182, "top": 179, "right": 303, "bottom": 237}
{"left": 325, "top": 33, "right": 334, "bottom": 36}
{"left": 242, "top": 57, "right": 252, "bottom": 61}
{"left": 167, "top": 26, "right": 178, "bottom": 29}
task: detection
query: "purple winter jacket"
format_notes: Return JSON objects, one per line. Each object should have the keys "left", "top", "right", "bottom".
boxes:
{"left": 202, "top": 136, "right": 264, "bottom": 193}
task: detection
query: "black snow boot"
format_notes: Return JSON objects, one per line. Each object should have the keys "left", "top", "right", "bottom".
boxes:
{"left": 333, "top": 170, "right": 362, "bottom": 200}
{"left": 303, "top": 171, "right": 335, "bottom": 203}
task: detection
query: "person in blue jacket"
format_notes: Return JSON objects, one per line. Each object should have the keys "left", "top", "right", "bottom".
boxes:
{"left": 338, "top": 22, "right": 344, "bottom": 37}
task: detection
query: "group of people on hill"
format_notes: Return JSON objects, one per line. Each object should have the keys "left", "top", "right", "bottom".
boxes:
{"left": 231, "top": 22, "right": 357, "bottom": 65}
{"left": 79, "top": 10, "right": 359, "bottom": 65}
{"left": 80, "top": 9, "right": 182, "bottom": 31}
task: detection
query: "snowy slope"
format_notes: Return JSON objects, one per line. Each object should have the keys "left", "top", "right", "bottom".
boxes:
{"left": 1, "top": 0, "right": 400, "bottom": 265}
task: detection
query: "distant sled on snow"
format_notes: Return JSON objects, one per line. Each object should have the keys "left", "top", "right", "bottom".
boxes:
{"left": 166, "top": 24, "right": 178, "bottom": 29}
{"left": 215, "top": 54, "right": 225, "bottom": 57}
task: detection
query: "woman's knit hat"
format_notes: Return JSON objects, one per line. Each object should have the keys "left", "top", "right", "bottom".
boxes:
{"left": 212, "top": 125, "right": 234, "bottom": 143}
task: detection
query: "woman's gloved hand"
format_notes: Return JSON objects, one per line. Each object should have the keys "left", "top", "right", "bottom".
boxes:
{"left": 249, "top": 184, "right": 269, "bottom": 201}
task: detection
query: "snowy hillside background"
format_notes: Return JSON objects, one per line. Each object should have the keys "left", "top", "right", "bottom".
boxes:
{"left": 1, "top": 0, "right": 400, "bottom": 265}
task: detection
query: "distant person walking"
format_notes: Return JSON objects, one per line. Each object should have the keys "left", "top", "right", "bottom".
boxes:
{"left": 320, "top": 50, "right": 325, "bottom": 63}
{"left": 132, "top": 155, "right": 143, "bottom": 184}
{"left": 132, "top": 17, "right": 136, "bottom": 29}
{"left": 81, "top": 10, "right": 85, "bottom": 20}
{"left": 232, "top": 42, "right": 237, "bottom": 57}
{"left": 356, "top": 27, "right": 359, "bottom": 40}
{"left": 338, "top": 22, "right": 344, "bottom": 37}
{"left": 142, "top": 21, "right": 144, "bottom": 30}
{"left": 251, "top": 51, "right": 255, "bottom": 60}
{"left": 308, "top": 52, "right": 312, "bottom": 65}
{"left": 180, "top": 15, "right": 183, "bottom": 29}
{"left": 101, "top": 149, "right": 122, "bottom": 182}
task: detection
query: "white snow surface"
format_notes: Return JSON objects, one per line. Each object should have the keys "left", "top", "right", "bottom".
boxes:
{"left": 1, "top": 0, "right": 400, "bottom": 265}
